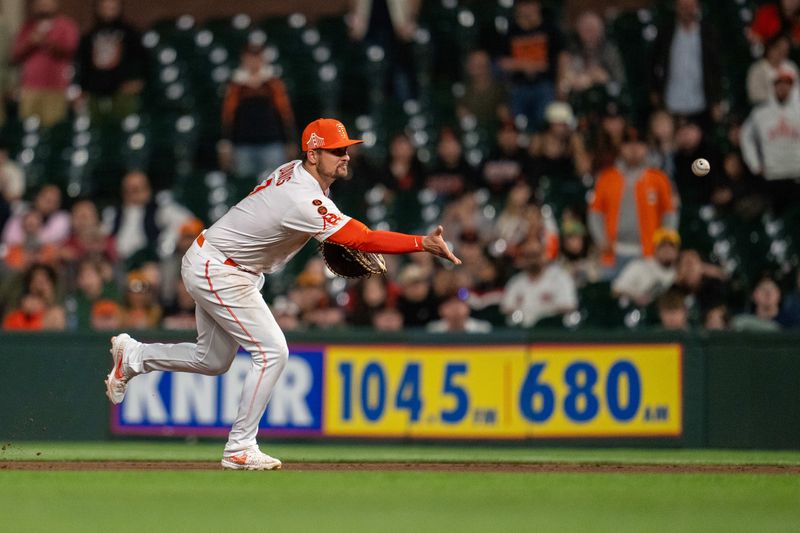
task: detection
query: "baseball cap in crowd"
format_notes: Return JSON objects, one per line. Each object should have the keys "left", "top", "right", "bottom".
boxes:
{"left": 544, "top": 102, "right": 576, "bottom": 128}
{"left": 561, "top": 219, "right": 587, "bottom": 237}
{"left": 398, "top": 264, "right": 427, "bottom": 286}
{"left": 653, "top": 228, "right": 681, "bottom": 247}
{"left": 179, "top": 218, "right": 204, "bottom": 238}
{"left": 92, "top": 299, "right": 122, "bottom": 320}
{"left": 301, "top": 119, "right": 364, "bottom": 152}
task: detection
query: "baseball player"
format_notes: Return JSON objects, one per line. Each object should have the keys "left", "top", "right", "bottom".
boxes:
{"left": 105, "top": 118, "right": 461, "bottom": 470}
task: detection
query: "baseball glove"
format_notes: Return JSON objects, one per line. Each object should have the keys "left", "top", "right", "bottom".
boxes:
{"left": 320, "top": 241, "right": 387, "bottom": 279}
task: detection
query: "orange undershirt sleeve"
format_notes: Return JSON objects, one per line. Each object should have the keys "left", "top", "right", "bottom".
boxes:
{"left": 326, "top": 219, "right": 424, "bottom": 254}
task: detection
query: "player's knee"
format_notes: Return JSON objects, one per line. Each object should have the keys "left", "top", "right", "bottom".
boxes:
{"left": 273, "top": 338, "right": 289, "bottom": 371}
{"left": 210, "top": 360, "right": 234, "bottom": 375}
{"left": 197, "top": 356, "right": 234, "bottom": 375}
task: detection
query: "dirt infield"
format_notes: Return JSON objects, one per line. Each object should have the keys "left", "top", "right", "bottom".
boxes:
{"left": 1, "top": 461, "right": 799, "bottom": 474}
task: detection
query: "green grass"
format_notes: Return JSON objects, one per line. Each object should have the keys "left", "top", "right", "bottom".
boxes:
{"left": 0, "top": 471, "right": 798, "bottom": 533}
{"left": 2, "top": 441, "right": 800, "bottom": 465}
{"left": 1, "top": 443, "right": 799, "bottom": 533}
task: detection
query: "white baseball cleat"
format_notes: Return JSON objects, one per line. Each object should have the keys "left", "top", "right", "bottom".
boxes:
{"left": 104, "top": 333, "right": 136, "bottom": 405}
{"left": 221, "top": 447, "right": 282, "bottom": 471}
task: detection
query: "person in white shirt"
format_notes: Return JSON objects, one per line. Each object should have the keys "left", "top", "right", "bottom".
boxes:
{"left": 102, "top": 118, "right": 461, "bottom": 470}
{"left": 746, "top": 33, "right": 799, "bottom": 106}
{"left": 741, "top": 67, "right": 800, "bottom": 213}
{"left": 102, "top": 171, "right": 193, "bottom": 262}
{"left": 426, "top": 292, "right": 492, "bottom": 333}
{"left": 612, "top": 228, "right": 680, "bottom": 307}
{"left": 501, "top": 234, "right": 577, "bottom": 327}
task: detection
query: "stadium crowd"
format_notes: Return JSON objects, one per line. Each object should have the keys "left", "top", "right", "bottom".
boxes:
{"left": 0, "top": 0, "right": 799, "bottom": 333}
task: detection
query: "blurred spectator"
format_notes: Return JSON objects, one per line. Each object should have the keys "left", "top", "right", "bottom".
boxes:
{"left": 481, "top": 122, "right": 534, "bottom": 196}
{"left": 60, "top": 198, "right": 117, "bottom": 265}
{"left": 747, "top": 33, "right": 798, "bottom": 106}
{"left": 529, "top": 101, "right": 591, "bottom": 180}
{"left": 650, "top": 0, "right": 722, "bottom": 127}
{"left": 456, "top": 49, "right": 510, "bottom": 131}
{"left": 731, "top": 275, "right": 785, "bottom": 331}
{"left": 749, "top": 0, "right": 800, "bottom": 45}
{"left": 347, "top": 276, "right": 397, "bottom": 327}
{"left": 426, "top": 128, "right": 477, "bottom": 198}
{"left": 780, "top": 270, "right": 800, "bottom": 328}
{"left": 2, "top": 210, "right": 59, "bottom": 271}
{"left": 348, "top": 0, "right": 419, "bottom": 103}
{"left": 379, "top": 132, "right": 423, "bottom": 192}
{"left": 372, "top": 307, "right": 404, "bottom": 332}
{"left": 439, "top": 193, "right": 492, "bottom": 244}
{"left": 588, "top": 127, "right": 677, "bottom": 276}
{"left": 612, "top": 228, "right": 680, "bottom": 307}
{"left": 672, "top": 119, "right": 722, "bottom": 206}
{"left": 0, "top": 138, "right": 25, "bottom": 218}
{"left": 219, "top": 44, "right": 296, "bottom": 180}
{"left": 590, "top": 100, "right": 627, "bottom": 172}
{"left": 740, "top": 68, "right": 800, "bottom": 213}
{"left": 501, "top": 234, "right": 577, "bottom": 327}
{"left": 75, "top": 0, "right": 146, "bottom": 124}
{"left": 703, "top": 304, "right": 730, "bottom": 330}
{"left": 396, "top": 263, "right": 438, "bottom": 327}
{"left": 561, "top": 11, "right": 625, "bottom": 98}
{"left": 290, "top": 261, "right": 345, "bottom": 329}
{"left": 2, "top": 263, "right": 65, "bottom": 330}
{"left": 90, "top": 298, "right": 123, "bottom": 331}
{"left": 11, "top": 0, "right": 79, "bottom": 127}
{"left": 557, "top": 218, "right": 601, "bottom": 288}
{"left": 657, "top": 287, "right": 689, "bottom": 331}
{"left": 673, "top": 249, "right": 727, "bottom": 319}
{"left": 493, "top": 181, "right": 534, "bottom": 245}
{"left": 710, "top": 152, "right": 766, "bottom": 219}
{"left": 161, "top": 279, "right": 196, "bottom": 330}
{"left": 102, "top": 171, "right": 193, "bottom": 265}
{"left": 453, "top": 229, "right": 490, "bottom": 289}
{"left": 497, "top": 0, "right": 565, "bottom": 131}
{"left": 71, "top": 257, "right": 117, "bottom": 330}
{"left": 121, "top": 269, "right": 161, "bottom": 329}
{"left": 2, "top": 184, "right": 70, "bottom": 246}
{"left": 427, "top": 292, "right": 491, "bottom": 333}
{"left": 3, "top": 292, "right": 50, "bottom": 330}
{"left": 0, "top": 12, "right": 13, "bottom": 127}
{"left": 272, "top": 295, "right": 301, "bottom": 332}
{"left": 160, "top": 217, "right": 202, "bottom": 306}
{"left": 646, "top": 109, "right": 676, "bottom": 178}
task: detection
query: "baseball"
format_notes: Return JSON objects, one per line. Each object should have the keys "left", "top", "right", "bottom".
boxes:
{"left": 691, "top": 158, "right": 710, "bottom": 176}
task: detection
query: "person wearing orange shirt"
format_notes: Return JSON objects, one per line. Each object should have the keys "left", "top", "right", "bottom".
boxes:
{"left": 588, "top": 126, "right": 677, "bottom": 278}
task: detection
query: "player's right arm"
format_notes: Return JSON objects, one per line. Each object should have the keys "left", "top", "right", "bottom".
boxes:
{"left": 327, "top": 219, "right": 461, "bottom": 265}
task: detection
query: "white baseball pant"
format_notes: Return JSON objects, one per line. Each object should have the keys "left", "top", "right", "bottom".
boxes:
{"left": 124, "top": 237, "right": 289, "bottom": 455}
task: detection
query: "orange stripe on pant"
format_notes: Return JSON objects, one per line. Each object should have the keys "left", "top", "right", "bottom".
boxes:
{"left": 204, "top": 260, "right": 268, "bottom": 418}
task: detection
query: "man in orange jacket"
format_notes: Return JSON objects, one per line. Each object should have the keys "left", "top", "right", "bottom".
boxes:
{"left": 588, "top": 126, "right": 677, "bottom": 277}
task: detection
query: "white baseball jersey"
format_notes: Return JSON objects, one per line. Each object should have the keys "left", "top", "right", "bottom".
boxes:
{"left": 204, "top": 160, "right": 351, "bottom": 273}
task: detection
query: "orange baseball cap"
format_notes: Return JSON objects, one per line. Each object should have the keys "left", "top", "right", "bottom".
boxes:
{"left": 301, "top": 118, "right": 363, "bottom": 151}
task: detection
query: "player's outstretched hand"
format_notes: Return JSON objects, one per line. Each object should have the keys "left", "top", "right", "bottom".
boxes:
{"left": 422, "top": 225, "right": 462, "bottom": 265}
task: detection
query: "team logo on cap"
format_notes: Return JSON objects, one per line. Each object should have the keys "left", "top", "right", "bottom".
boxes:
{"left": 336, "top": 122, "right": 347, "bottom": 139}
{"left": 307, "top": 132, "right": 325, "bottom": 149}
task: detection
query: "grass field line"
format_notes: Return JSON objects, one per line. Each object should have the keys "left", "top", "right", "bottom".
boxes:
{"left": 1, "top": 442, "right": 799, "bottom": 465}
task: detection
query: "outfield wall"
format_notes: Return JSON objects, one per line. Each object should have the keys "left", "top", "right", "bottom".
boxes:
{"left": 0, "top": 330, "right": 798, "bottom": 449}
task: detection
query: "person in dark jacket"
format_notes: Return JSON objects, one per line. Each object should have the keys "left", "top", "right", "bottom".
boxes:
{"left": 219, "top": 44, "right": 296, "bottom": 180}
{"left": 76, "top": 0, "right": 146, "bottom": 123}
{"left": 650, "top": 0, "right": 722, "bottom": 129}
